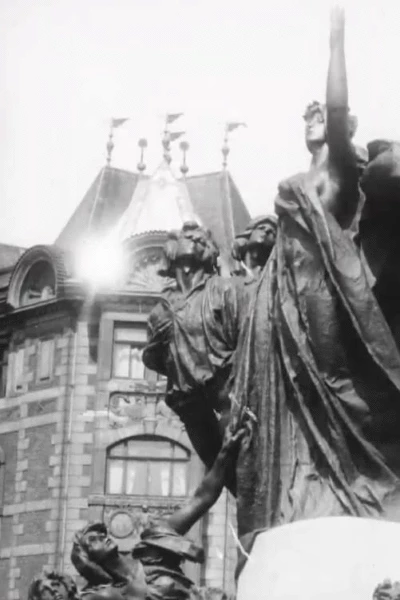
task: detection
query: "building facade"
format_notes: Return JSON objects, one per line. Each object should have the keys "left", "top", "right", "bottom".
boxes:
{"left": 0, "top": 154, "right": 250, "bottom": 599}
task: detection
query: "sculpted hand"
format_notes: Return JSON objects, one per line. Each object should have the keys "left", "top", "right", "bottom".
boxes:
{"left": 221, "top": 408, "right": 252, "bottom": 456}
{"left": 330, "top": 5, "right": 345, "bottom": 48}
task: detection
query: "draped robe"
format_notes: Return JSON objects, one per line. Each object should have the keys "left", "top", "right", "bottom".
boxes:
{"left": 233, "top": 173, "right": 400, "bottom": 542}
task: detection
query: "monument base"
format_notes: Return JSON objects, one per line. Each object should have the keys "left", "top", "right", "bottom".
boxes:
{"left": 237, "top": 516, "right": 400, "bottom": 600}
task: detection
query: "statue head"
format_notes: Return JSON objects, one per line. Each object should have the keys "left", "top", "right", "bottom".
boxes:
{"left": 28, "top": 571, "right": 78, "bottom": 600}
{"left": 159, "top": 222, "right": 219, "bottom": 289}
{"left": 71, "top": 523, "right": 115, "bottom": 586}
{"left": 232, "top": 215, "right": 277, "bottom": 274}
{"left": 71, "top": 522, "right": 147, "bottom": 600}
{"left": 373, "top": 579, "right": 400, "bottom": 600}
{"left": 303, "top": 101, "right": 358, "bottom": 153}
{"left": 361, "top": 139, "right": 400, "bottom": 217}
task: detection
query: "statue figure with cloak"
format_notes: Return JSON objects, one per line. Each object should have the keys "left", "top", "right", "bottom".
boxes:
{"left": 232, "top": 5, "right": 400, "bottom": 554}
{"left": 231, "top": 215, "right": 277, "bottom": 281}
{"left": 143, "top": 221, "right": 246, "bottom": 476}
{"left": 360, "top": 138, "right": 400, "bottom": 344}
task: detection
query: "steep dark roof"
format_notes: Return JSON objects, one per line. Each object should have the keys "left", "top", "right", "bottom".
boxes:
{"left": 0, "top": 244, "right": 26, "bottom": 304}
{"left": 185, "top": 171, "right": 250, "bottom": 259}
{"left": 0, "top": 244, "right": 25, "bottom": 271}
{"left": 55, "top": 166, "right": 250, "bottom": 263}
{"left": 56, "top": 167, "right": 141, "bottom": 251}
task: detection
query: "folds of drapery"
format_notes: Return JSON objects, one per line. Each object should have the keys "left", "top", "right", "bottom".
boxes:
{"left": 144, "top": 276, "right": 245, "bottom": 394}
{"left": 232, "top": 173, "right": 400, "bottom": 543}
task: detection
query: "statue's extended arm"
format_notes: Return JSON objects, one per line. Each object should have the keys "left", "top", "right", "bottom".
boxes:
{"left": 166, "top": 423, "right": 246, "bottom": 536}
{"left": 326, "top": 6, "right": 351, "bottom": 160}
{"left": 326, "top": 6, "right": 359, "bottom": 225}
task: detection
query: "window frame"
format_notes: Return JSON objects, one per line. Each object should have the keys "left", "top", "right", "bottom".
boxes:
{"left": 12, "top": 347, "right": 25, "bottom": 392}
{"left": 0, "top": 347, "right": 8, "bottom": 398}
{"left": 111, "top": 322, "right": 161, "bottom": 382}
{"left": 19, "top": 259, "right": 56, "bottom": 307}
{"left": 106, "top": 436, "right": 190, "bottom": 498}
{"left": 36, "top": 337, "right": 55, "bottom": 383}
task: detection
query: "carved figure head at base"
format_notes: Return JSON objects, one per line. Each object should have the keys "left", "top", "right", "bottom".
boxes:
{"left": 28, "top": 571, "right": 78, "bottom": 600}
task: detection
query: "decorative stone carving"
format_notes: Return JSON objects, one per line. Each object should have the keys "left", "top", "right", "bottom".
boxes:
{"left": 108, "top": 390, "right": 180, "bottom": 428}
{"left": 104, "top": 503, "right": 181, "bottom": 549}
{"left": 126, "top": 247, "right": 172, "bottom": 292}
{"left": 108, "top": 511, "right": 135, "bottom": 539}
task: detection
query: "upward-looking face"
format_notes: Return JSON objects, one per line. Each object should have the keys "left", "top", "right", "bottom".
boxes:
{"left": 177, "top": 229, "right": 206, "bottom": 257}
{"left": 175, "top": 228, "right": 210, "bottom": 273}
{"left": 37, "top": 579, "right": 69, "bottom": 600}
{"left": 83, "top": 529, "right": 118, "bottom": 564}
{"left": 304, "top": 109, "right": 326, "bottom": 148}
{"left": 248, "top": 221, "right": 276, "bottom": 249}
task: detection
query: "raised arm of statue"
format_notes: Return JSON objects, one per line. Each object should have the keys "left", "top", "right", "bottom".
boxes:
{"left": 326, "top": 6, "right": 351, "bottom": 160}
{"left": 167, "top": 419, "right": 247, "bottom": 536}
{"left": 326, "top": 6, "right": 359, "bottom": 225}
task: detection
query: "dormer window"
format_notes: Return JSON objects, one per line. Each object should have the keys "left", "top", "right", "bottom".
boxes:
{"left": 19, "top": 261, "right": 56, "bottom": 307}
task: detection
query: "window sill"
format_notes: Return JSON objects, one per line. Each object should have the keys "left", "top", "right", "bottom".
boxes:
{"left": 107, "top": 379, "right": 167, "bottom": 393}
{"left": 88, "top": 494, "right": 185, "bottom": 509}
{"left": 30, "top": 379, "right": 56, "bottom": 391}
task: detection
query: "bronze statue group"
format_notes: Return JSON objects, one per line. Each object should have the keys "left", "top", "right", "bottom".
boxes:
{"left": 29, "top": 6, "right": 400, "bottom": 600}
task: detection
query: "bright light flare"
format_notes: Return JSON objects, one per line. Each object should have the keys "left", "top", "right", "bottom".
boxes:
{"left": 75, "top": 237, "right": 126, "bottom": 289}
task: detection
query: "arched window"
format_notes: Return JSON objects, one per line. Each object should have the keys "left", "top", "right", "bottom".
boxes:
{"left": 106, "top": 436, "right": 190, "bottom": 498}
{"left": 19, "top": 260, "right": 55, "bottom": 306}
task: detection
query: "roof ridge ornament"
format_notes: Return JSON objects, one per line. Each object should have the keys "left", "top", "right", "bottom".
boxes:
{"left": 162, "top": 113, "right": 184, "bottom": 164}
{"left": 179, "top": 141, "right": 190, "bottom": 177}
{"left": 222, "top": 121, "right": 247, "bottom": 170}
{"left": 106, "top": 117, "right": 129, "bottom": 166}
{"left": 137, "top": 138, "right": 148, "bottom": 174}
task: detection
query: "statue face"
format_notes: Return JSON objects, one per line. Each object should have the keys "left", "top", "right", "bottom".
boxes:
{"left": 83, "top": 529, "right": 118, "bottom": 564}
{"left": 176, "top": 228, "right": 208, "bottom": 269}
{"left": 37, "top": 578, "right": 69, "bottom": 600}
{"left": 304, "top": 109, "right": 326, "bottom": 147}
{"left": 248, "top": 220, "right": 276, "bottom": 249}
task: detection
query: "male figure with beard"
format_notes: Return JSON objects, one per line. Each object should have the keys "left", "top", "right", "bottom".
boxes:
{"left": 71, "top": 422, "right": 246, "bottom": 600}
{"left": 231, "top": 215, "right": 277, "bottom": 281}
{"left": 143, "top": 221, "right": 245, "bottom": 474}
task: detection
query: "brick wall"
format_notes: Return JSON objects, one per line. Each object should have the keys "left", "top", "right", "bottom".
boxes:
{"left": 1, "top": 515, "right": 14, "bottom": 547}
{"left": 19, "top": 510, "right": 51, "bottom": 545}
{"left": 0, "top": 558, "right": 10, "bottom": 592}
{"left": 0, "top": 308, "right": 240, "bottom": 597}
{"left": 1, "top": 432, "right": 18, "bottom": 506}
{"left": 0, "top": 314, "right": 74, "bottom": 599}
{"left": 17, "top": 555, "right": 49, "bottom": 600}
{"left": 203, "top": 489, "right": 238, "bottom": 595}
{"left": 25, "top": 424, "right": 57, "bottom": 502}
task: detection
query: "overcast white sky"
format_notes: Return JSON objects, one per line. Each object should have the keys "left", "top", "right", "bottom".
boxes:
{"left": 1, "top": 0, "right": 400, "bottom": 248}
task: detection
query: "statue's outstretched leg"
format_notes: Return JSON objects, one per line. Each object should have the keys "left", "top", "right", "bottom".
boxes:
{"left": 168, "top": 391, "right": 223, "bottom": 469}
{"left": 167, "top": 391, "right": 237, "bottom": 495}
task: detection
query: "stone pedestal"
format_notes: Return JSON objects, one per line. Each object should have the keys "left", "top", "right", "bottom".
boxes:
{"left": 237, "top": 517, "right": 400, "bottom": 600}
